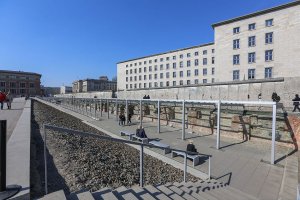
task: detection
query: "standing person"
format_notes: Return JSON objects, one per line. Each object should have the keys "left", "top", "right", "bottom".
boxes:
{"left": 119, "top": 113, "right": 124, "bottom": 126}
{"left": 6, "top": 91, "right": 12, "bottom": 109}
{"left": 186, "top": 140, "right": 197, "bottom": 152}
{"left": 292, "top": 94, "right": 300, "bottom": 112}
{"left": 127, "top": 113, "right": 132, "bottom": 125}
{"left": 0, "top": 91, "right": 6, "bottom": 110}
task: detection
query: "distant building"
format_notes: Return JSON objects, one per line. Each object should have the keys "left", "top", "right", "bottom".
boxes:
{"left": 0, "top": 70, "right": 41, "bottom": 96}
{"left": 72, "top": 76, "right": 117, "bottom": 93}
{"left": 60, "top": 86, "right": 72, "bottom": 94}
{"left": 41, "top": 86, "right": 60, "bottom": 97}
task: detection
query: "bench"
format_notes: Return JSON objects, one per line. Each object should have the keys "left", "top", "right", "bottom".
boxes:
{"left": 119, "top": 131, "right": 135, "bottom": 140}
{"left": 171, "top": 150, "right": 201, "bottom": 167}
{"left": 132, "top": 135, "right": 149, "bottom": 144}
{"left": 149, "top": 141, "right": 171, "bottom": 154}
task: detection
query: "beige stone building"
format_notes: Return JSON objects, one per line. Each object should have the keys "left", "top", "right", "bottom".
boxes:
{"left": 72, "top": 76, "right": 117, "bottom": 93}
{"left": 117, "top": 1, "right": 300, "bottom": 91}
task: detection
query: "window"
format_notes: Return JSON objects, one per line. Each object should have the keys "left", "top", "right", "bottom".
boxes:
{"left": 160, "top": 82, "right": 163, "bottom": 87}
{"left": 166, "top": 81, "right": 169, "bottom": 86}
{"left": 187, "top": 70, "right": 191, "bottom": 77}
{"left": 212, "top": 57, "right": 215, "bottom": 64}
{"left": 139, "top": 62, "right": 142, "bottom": 65}
{"left": 233, "top": 70, "right": 240, "bottom": 80}
{"left": 160, "top": 64, "right": 163, "bottom": 70}
{"left": 194, "top": 51, "right": 199, "bottom": 56}
{"left": 233, "top": 55, "right": 240, "bottom": 65}
{"left": 134, "top": 63, "right": 137, "bottom": 66}
{"left": 265, "top": 32, "right": 273, "bottom": 44}
{"left": 126, "top": 77, "right": 128, "bottom": 82}
{"left": 180, "top": 61, "right": 183, "bottom": 68}
{"left": 180, "top": 80, "right": 183, "bottom": 85}
{"left": 29, "top": 83, "right": 34, "bottom": 88}
{"left": 126, "top": 70, "right": 128, "bottom": 75}
{"left": 173, "top": 56, "right": 176, "bottom": 60}
{"left": 203, "top": 58, "right": 207, "bottom": 65}
{"left": 130, "top": 64, "right": 132, "bottom": 67}
{"left": 130, "top": 69, "right": 132, "bottom": 74}
{"left": 180, "top": 71, "right": 184, "bottom": 77}
{"left": 154, "top": 74, "right": 157, "bottom": 79}
{"left": 265, "top": 67, "right": 272, "bottom": 78}
{"left": 144, "top": 61, "right": 147, "bottom": 64}
{"left": 160, "top": 73, "right": 163, "bottom": 78}
{"left": 139, "top": 75, "right": 142, "bottom": 80}
{"left": 144, "top": 75, "right": 147, "bottom": 80}
{"left": 248, "top": 52, "right": 256, "bottom": 63}
{"left": 144, "top": 67, "right": 147, "bottom": 72}
{"left": 194, "top": 79, "right": 199, "bottom": 84}
{"left": 139, "top": 83, "right": 141, "bottom": 88}
{"left": 203, "top": 68, "right": 207, "bottom": 76}
{"left": 154, "top": 65, "right": 157, "bottom": 71}
{"left": 134, "top": 76, "right": 137, "bottom": 81}
{"left": 248, "top": 23, "right": 256, "bottom": 30}
{"left": 187, "top": 60, "right": 191, "bottom": 67}
{"left": 233, "top": 39, "right": 240, "bottom": 49}
{"left": 0, "top": 82, "right": 5, "bottom": 87}
{"left": 203, "top": 79, "right": 207, "bottom": 83}
{"left": 134, "top": 83, "right": 137, "bottom": 88}
{"left": 139, "top": 68, "right": 141, "bottom": 73}
{"left": 144, "top": 83, "right": 146, "bottom": 88}
{"left": 149, "top": 74, "right": 152, "bottom": 80}
{"left": 212, "top": 67, "right": 215, "bottom": 75}
{"left": 194, "top": 69, "right": 199, "bottom": 76}
{"left": 166, "top": 64, "right": 170, "bottom": 69}
{"left": 212, "top": 78, "right": 215, "bottom": 83}
{"left": 160, "top": 58, "right": 163, "bottom": 62}
{"left": 265, "top": 50, "right": 273, "bottom": 61}
{"left": 166, "top": 72, "right": 170, "bottom": 78}
{"left": 233, "top": 27, "right": 240, "bottom": 34}
{"left": 187, "top": 53, "right": 191, "bottom": 57}
{"left": 149, "top": 60, "right": 152, "bottom": 64}
{"left": 173, "top": 63, "right": 176, "bottom": 69}
{"left": 212, "top": 49, "right": 215, "bottom": 53}
{"left": 173, "top": 81, "right": 176, "bottom": 86}
{"left": 195, "top": 59, "right": 199, "bottom": 66}
{"left": 149, "top": 66, "right": 152, "bottom": 72}
{"left": 126, "top": 64, "right": 128, "bottom": 68}
{"left": 266, "top": 19, "right": 273, "bottom": 27}
{"left": 248, "top": 69, "right": 255, "bottom": 79}
{"left": 149, "top": 83, "right": 152, "bottom": 88}
{"left": 203, "top": 50, "right": 207, "bottom": 55}
{"left": 248, "top": 36, "right": 256, "bottom": 47}
{"left": 134, "top": 69, "right": 137, "bottom": 73}
{"left": 187, "top": 80, "right": 190, "bottom": 85}
{"left": 154, "top": 59, "right": 157, "bottom": 63}
{"left": 166, "top": 57, "right": 169, "bottom": 61}
{"left": 126, "top": 84, "right": 128, "bottom": 89}
{"left": 173, "top": 72, "right": 176, "bottom": 78}
{"left": 180, "top": 54, "right": 183, "bottom": 59}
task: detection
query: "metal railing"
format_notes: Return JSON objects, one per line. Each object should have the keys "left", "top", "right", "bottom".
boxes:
{"left": 43, "top": 124, "right": 212, "bottom": 195}
{"left": 38, "top": 96, "right": 279, "bottom": 165}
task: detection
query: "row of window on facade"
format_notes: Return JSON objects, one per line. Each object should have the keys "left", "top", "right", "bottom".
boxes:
{"left": 125, "top": 49, "right": 215, "bottom": 68}
{"left": 0, "top": 88, "right": 33, "bottom": 94}
{"left": 233, "top": 50, "right": 273, "bottom": 65}
{"left": 126, "top": 78, "right": 215, "bottom": 89}
{"left": 0, "top": 75, "right": 38, "bottom": 80}
{"left": 126, "top": 57, "right": 215, "bottom": 75}
{"left": 233, "top": 19, "right": 273, "bottom": 34}
{"left": 0, "top": 82, "right": 36, "bottom": 88}
{"left": 126, "top": 68, "right": 215, "bottom": 82}
{"left": 233, "top": 32, "right": 273, "bottom": 49}
{"left": 232, "top": 67, "right": 272, "bottom": 80}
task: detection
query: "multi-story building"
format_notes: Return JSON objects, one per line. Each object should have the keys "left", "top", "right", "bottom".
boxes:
{"left": 60, "top": 86, "right": 72, "bottom": 94}
{"left": 73, "top": 76, "right": 117, "bottom": 93}
{"left": 117, "top": 1, "right": 300, "bottom": 91}
{"left": 0, "top": 70, "right": 41, "bottom": 96}
{"left": 117, "top": 43, "right": 216, "bottom": 90}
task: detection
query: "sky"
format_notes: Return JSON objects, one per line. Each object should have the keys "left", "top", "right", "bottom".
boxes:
{"left": 0, "top": 0, "right": 292, "bottom": 87}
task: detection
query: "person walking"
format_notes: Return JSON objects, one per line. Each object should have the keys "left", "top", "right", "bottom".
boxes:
{"left": 127, "top": 113, "right": 132, "bottom": 125}
{"left": 292, "top": 94, "right": 300, "bottom": 112}
{"left": 0, "top": 91, "right": 6, "bottom": 110}
{"left": 6, "top": 91, "right": 12, "bottom": 109}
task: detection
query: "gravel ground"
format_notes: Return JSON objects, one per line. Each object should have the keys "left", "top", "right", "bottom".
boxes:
{"left": 30, "top": 100, "right": 200, "bottom": 198}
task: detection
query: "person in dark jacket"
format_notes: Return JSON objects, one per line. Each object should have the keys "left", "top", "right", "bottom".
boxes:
{"left": 186, "top": 140, "right": 197, "bottom": 152}
{"left": 136, "top": 125, "right": 148, "bottom": 138}
{"left": 128, "top": 113, "right": 132, "bottom": 124}
{"left": 292, "top": 94, "right": 300, "bottom": 112}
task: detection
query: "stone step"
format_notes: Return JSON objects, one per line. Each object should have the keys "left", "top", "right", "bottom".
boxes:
{"left": 112, "top": 186, "right": 139, "bottom": 200}
{"left": 76, "top": 191, "right": 95, "bottom": 200}
{"left": 131, "top": 185, "right": 156, "bottom": 200}
{"left": 144, "top": 185, "right": 172, "bottom": 200}
{"left": 165, "top": 183, "right": 198, "bottom": 200}
{"left": 39, "top": 190, "right": 67, "bottom": 200}
{"left": 156, "top": 184, "right": 185, "bottom": 200}
{"left": 176, "top": 185, "right": 207, "bottom": 200}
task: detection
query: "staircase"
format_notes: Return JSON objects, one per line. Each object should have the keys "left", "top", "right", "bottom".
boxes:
{"left": 39, "top": 179, "right": 259, "bottom": 200}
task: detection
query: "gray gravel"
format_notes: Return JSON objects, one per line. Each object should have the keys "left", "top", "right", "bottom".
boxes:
{"left": 30, "top": 100, "right": 200, "bottom": 198}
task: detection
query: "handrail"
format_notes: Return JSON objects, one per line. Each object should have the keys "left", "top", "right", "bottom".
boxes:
{"left": 42, "top": 124, "right": 211, "bottom": 195}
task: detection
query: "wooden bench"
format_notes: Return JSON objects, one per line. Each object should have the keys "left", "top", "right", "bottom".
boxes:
{"left": 171, "top": 150, "right": 201, "bottom": 167}
{"left": 132, "top": 135, "right": 149, "bottom": 144}
{"left": 119, "top": 131, "right": 135, "bottom": 140}
{"left": 149, "top": 141, "right": 171, "bottom": 154}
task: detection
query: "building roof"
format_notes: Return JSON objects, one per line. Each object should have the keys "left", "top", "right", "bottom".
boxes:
{"left": 212, "top": 1, "right": 300, "bottom": 28}
{"left": 0, "top": 70, "right": 41, "bottom": 77}
{"left": 117, "top": 42, "right": 214, "bottom": 64}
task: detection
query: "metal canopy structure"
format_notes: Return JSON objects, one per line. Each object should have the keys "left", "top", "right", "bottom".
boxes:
{"left": 45, "top": 97, "right": 277, "bottom": 165}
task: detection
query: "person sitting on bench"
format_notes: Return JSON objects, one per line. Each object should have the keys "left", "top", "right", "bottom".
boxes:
{"left": 136, "top": 125, "right": 148, "bottom": 138}
{"left": 186, "top": 140, "right": 197, "bottom": 152}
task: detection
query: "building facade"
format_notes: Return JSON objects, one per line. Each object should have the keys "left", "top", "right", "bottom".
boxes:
{"left": 60, "top": 86, "right": 72, "bottom": 94}
{"left": 117, "top": 1, "right": 300, "bottom": 91}
{"left": 73, "top": 76, "right": 117, "bottom": 93}
{"left": 0, "top": 70, "right": 41, "bottom": 96}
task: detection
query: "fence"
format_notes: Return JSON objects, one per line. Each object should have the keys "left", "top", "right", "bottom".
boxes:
{"left": 42, "top": 124, "right": 212, "bottom": 195}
